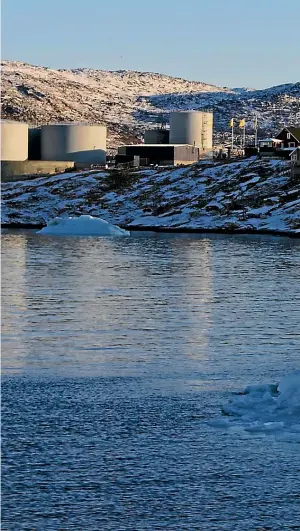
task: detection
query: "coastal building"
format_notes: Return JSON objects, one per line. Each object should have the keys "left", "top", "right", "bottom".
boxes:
{"left": 258, "top": 138, "right": 282, "bottom": 158}
{"left": 258, "top": 132, "right": 300, "bottom": 159}
{"left": 117, "top": 144, "right": 200, "bottom": 166}
{"left": 275, "top": 127, "right": 300, "bottom": 149}
{"left": 258, "top": 138, "right": 282, "bottom": 149}
{"left": 119, "top": 111, "right": 214, "bottom": 166}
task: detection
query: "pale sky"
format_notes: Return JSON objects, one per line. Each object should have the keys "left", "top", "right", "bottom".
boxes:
{"left": 2, "top": 0, "right": 300, "bottom": 89}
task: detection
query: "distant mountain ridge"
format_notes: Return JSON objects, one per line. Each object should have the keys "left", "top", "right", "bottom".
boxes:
{"left": 1, "top": 60, "right": 300, "bottom": 149}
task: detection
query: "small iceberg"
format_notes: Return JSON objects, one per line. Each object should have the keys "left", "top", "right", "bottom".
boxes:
{"left": 211, "top": 371, "right": 300, "bottom": 441}
{"left": 37, "top": 215, "right": 130, "bottom": 236}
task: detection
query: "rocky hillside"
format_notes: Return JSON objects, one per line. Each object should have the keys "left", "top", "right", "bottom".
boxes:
{"left": 2, "top": 61, "right": 300, "bottom": 150}
{"left": 2, "top": 159, "right": 299, "bottom": 235}
{"left": 1, "top": 61, "right": 229, "bottom": 149}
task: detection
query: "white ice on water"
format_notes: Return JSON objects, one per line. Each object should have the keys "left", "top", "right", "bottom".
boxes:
{"left": 212, "top": 372, "right": 300, "bottom": 441}
{"left": 37, "top": 215, "right": 130, "bottom": 236}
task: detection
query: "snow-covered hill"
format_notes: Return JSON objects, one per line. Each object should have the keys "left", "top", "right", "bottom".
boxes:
{"left": 1, "top": 60, "right": 300, "bottom": 149}
{"left": 2, "top": 159, "right": 299, "bottom": 235}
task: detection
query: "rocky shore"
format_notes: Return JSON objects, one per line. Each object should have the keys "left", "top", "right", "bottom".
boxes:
{"left": 2, "top": 157, "right": 300, "bottom": 236}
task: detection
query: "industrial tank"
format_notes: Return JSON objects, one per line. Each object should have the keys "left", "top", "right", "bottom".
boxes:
{"left": 1, "top": 120, "right": 28, "bottom": 161}
{"left": 201, "top": 112, "right": 213, "bottom": 150}
{"left": 169, "top": 111, "right": 213, "bottom": 150}
{"left": 144, "top": 129, "right": 169, "bottom": 144}
{"left": 41, "top": 123, "right": 106, "bottom": 164}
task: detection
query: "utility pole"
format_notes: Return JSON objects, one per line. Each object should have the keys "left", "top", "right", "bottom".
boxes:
{"left": 229, "top": 118, "right": 234, "bottom": 150}
{"left": 239, "top": 119, "right": 246, "bottom": 148}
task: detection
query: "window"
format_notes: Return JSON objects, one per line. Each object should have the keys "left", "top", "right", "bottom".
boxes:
{"left": 289, "top": 142, "right": 295, "bottom": 148}
{"left": 287, "top": 132, "right": 291, "bottom": 139}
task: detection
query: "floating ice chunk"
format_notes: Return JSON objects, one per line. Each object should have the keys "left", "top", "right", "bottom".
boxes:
{"left": 245, "top": 421, "right": 284, "bottom": 433}
{"left": 37, "top": 215, "right": 130, "bottom": 236}
{"left": 215, "top": 372, "right": 300, "bottom": 441}
{"left": 277, "top": 371, "right": 300, "bottom": 406}
{"left": 208, "top": 418, "right": 231, "bottom": 429}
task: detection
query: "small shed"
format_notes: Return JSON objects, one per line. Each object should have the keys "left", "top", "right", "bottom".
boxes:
{"left": 258, "top": 138, "right": 282, "bottom": 149}
{"left": 290, "top": 146, "right": 300, "bottom": 162}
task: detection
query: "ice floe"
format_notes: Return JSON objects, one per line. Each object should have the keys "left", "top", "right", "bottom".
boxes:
{"left": 212, "top": 372, "right": 300, "bottom": 441}
{"left": 37, "top": 215, "right": 130, "bottom": 236}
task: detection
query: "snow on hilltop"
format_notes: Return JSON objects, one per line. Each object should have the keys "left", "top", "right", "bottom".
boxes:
{"left": 2, "top": 158, "right": 299, "bottom": 234}
{"left": 2, "top": 60, "right": 300, "bottom": 149}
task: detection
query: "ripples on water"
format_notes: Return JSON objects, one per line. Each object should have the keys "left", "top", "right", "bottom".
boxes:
{"left": 2, "top": 230, "right": 300, "bottom": 530}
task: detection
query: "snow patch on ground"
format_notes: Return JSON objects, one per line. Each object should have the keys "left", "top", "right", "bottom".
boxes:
{"left": 2, "top": 158, "right": 299, "bottom": 234}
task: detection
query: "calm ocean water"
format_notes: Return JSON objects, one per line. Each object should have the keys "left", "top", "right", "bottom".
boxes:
{"left": 2, "top": 229, "right": 300, "bottom": 530}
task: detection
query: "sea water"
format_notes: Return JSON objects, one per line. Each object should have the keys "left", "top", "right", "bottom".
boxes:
{"left": 2, "top": 230, "right": 300, "bottom": 530}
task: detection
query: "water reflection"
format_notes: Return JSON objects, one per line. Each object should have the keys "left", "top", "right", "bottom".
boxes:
{"left": 2, "top": 232, "right": 213, "bottom": 374}
{"left": 1, "top": 234, "right": 29, "bottom": 369}
{"left": 1, "top": 230, "right": 299, "bottom": 379}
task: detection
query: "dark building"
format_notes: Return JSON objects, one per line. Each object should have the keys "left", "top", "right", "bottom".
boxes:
{"left": 115, "top": 154, "right": 140, "bottom": 167}
{"left": 118, "top": 144, "right": 200, "bottom": 166}
{"left": 258, "top": 129, "right": 300, "bottom": 158}
{"left": 244, "top": 146, "right": 258, "bottom": 157}
{"left": 258, "top": 142, "right": 292, "bottom": 159}
{"left": 276, "top": 127, "right": 300, "bottom": 149}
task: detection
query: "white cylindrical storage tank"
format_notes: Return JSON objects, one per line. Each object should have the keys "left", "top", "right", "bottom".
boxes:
{"left": 41, "top": 123, "right": 106, "bottom": 164}
{"left": 169, "top": 111, "right": 203, "bottom": 147}
{"left": 169, "top": 111, "right": 213, "bottom": 150}
{"left": 1, "top": 120, "right": 28, "bottom": 161}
